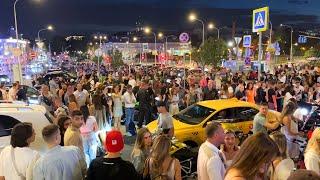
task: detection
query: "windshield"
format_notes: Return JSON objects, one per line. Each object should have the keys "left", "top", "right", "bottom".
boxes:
{"left": 173, "top": 104, "right": 215, "bottom": 125}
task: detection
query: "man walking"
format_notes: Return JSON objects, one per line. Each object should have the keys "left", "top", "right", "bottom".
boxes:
{"left": 122, "top": 85, "right": 136, "bottom": 136}
{"left": 197, "top": 122, "right": 226, "bottom": 180}
{"left": 64, "top": 110, "right": 85, "bottom": 153}
{"left": 136, "top": 80, "right": 152, "bottom": 128}
{"left": 33, "top": 124, "right": 86, "bottom": 180}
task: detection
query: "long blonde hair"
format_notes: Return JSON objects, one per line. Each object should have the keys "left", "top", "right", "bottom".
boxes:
{"left": 149, "top": 135, "right": 172, "bottom": 175}
{"left": 306, "top": 127, "right": 320, "bottom": 154}
{"left": 131, "top": 128, "right": 151, "bottom": 158}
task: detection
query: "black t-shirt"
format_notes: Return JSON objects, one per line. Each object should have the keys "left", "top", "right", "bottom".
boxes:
{"left": 256, "top": 87, "right": 267, "bottom": 103}
{"left": 87, "top": 157, "right": 139, "bottom": 180}
{"left": 267, "top": 88, "right": 276, "bottom": 103}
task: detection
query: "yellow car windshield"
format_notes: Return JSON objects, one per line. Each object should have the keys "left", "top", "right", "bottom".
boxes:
{"left": 173, "top": 104, "right": 215, "bottom": 125}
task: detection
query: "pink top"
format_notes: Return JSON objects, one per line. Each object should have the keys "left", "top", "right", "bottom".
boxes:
{"left": 80, "top": 116, "right": 97, "bottom": 134}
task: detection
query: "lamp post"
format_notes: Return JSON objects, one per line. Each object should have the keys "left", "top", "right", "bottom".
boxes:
{"left": 94, "top": 35, "right": 107, "bottom": 77}
{"left": 144, "top": 27, "right": 157, "bottom": 65}
{"left": 280, "top": 24, "right": 293, "bottom": 62}
{"left": 13, "top": 0, "right": 22, "bottom": 83}
{"left": 189, "top": 13, "right": 205, "bottom": 46}
{"left": 37, "top": 25, "right": 53, "bottom": 42}
{"left": 163, "top": 35, "right": 176, "bottom": 63}
{"left": 208, "top": 23, "right": 220, "bottom": 39}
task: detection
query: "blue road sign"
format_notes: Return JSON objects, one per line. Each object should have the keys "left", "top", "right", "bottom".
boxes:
{"left": 243, "top": 35, "right": 252, "bottom": 47}
{"left": 252, "top": 7, "right": 269, "bottom": 32}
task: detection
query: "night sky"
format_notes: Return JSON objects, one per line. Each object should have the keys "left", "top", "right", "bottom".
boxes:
{"left": 1, "top": 0, "right": 319, "bottom": 38}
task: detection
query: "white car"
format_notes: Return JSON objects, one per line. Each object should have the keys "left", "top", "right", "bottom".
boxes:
{"left": 0, "top": 101, "right": 52, "bottom": 153}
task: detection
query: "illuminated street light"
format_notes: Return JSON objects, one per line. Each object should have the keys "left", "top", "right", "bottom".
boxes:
{"left": 37, "top": 25, "right": 54, "bottom": 42}
{"left": 228, "top": 41, "right": 234, "bottom": 47}
{"left": 144, "top": 26, "right": 157, "bottom": 65}
{"left": 47, "top": 25, "right": 53, "bottom": 30}
{"left": 188, "top": 13, "right": 204, "bottom": 45}
{"left": 208, "top": 23, "right": 220, "bottom": 39}
{"left": 94, "top": 36, "right": 98, "bottom": 39}
{"left": 133, "top": 37, "right": 138, "bottom": 41}
{"left": 158, "top": 32, "right": 163, "bottom": 38}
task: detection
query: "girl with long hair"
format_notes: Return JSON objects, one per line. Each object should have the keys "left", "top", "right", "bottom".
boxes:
{"left": 143, "top": 135, "right": 182, "bottom": 180}
{"left": 80, "top": 105, "right": 98, "bottom": 166}
{"left": 131, "top": 128, "right": 152, "bottom": 175}
{"left": 280, "top": 101, "right": 302, "bottom": 159}
{"left": 92, "top": 87, "right": 108, "bottom": 131}
{"left": 68, "top": 94, "right": 79, "bottom": 114}
{"left": 225, "top": 132, "right": 279, "bottom": 180}
{"left": 304, "top": 127, "right": 320, "bottom": 174}
{"left": 269, "top": 132, "right": 295, "bottom": 180}
{"left": 246, "top": 82, "right": 255, "bottom": 104}
{"left": 220, "top": 130, "right": 240, "bottom": 168}
{"left": 57, "top": 115, "right": 71, "bottom": 146}
{"left": 112, "top": 84, "right": 124, "bottom": 130}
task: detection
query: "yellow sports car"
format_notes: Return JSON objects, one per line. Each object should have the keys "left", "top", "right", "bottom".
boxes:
{"left": 147, "top": 98, "right": 260, "bottom": 148}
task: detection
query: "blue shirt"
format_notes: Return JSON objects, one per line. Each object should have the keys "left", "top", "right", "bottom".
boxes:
{"left": 253, "top": 113, "right": 267, "bottom": 134}
{"left": 33, "top": 145, "right": 86, "bottom": 180}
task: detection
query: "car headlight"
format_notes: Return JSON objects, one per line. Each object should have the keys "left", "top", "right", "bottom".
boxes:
{"left": 0, "top": 78, "right": 4, "bottom": 81}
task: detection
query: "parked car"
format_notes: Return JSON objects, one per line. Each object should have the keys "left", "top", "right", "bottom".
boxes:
{"left": 0, "top": 75, "right": 10, "bottom": 85}
{"left": 6, "top": 85, "right": 40, "bottom": 104}
{"left": 0, "top": 102, "right": 52, "bottom": 153}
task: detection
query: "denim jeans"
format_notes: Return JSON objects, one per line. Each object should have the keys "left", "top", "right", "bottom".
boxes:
{"left": 125, "top": 107, "right": 135, "bottom": 132}
{"left": 82, "top": 132, "right": 98, "bottom": 167}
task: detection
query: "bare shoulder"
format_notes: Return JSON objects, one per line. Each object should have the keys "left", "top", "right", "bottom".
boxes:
{"left": 224, "top": 168, "right": 246, "bottom": 180}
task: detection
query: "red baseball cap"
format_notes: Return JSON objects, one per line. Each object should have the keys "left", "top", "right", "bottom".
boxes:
{"left": 105, "top": 130, "right": 124, "bottom": 153}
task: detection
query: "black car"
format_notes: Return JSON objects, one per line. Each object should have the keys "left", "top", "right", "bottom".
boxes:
{"left": 43, "top": 71, "right": 76, "bottom": 84}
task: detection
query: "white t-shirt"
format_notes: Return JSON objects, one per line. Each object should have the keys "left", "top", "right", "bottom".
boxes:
{"left": 0, "top": 145, "right": 39, "bottom": 180}
{"left": 73, "top": 90, "right": 89, "bottom": 107}
{"left": 8, "top": 88, "right": 16, "bottom": 101}
{"left": 128, "top": 79, "right": 137, "bottom": 87}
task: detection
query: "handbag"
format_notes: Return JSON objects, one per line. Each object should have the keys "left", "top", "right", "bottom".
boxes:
{"left": 11, "top": 147, "right": 26, "bottom": 180}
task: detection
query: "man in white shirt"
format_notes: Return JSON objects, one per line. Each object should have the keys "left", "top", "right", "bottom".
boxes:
{"left": 33, "top": 124, "right": 86, "bottom": 180}
{"left": 197, "top": 122, "right": 226, "bottom": 180}
{"left": 122, "top": 85, "right": 136, "bottom": 136}
{"left": 73, "top": 83, "right": 90, "bottom": 108}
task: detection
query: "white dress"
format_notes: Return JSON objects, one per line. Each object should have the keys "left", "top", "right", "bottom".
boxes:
{"left": 281, "top": 119, "right": 300, "bottom": 158}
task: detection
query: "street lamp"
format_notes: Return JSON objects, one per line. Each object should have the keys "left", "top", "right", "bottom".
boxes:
{"left": 280, "top": 24, "right": 293, "bottom": 61}
{"left": 189, "top": 13, "right": 205, "bottom": 46}
{"left": 37, "top": 25, "right": 53, "bottom": 41}
{"left": 227, "top": 41, "right": 234, "bottom": 47}
{"left": 94, "top": 35, "right": 107, "bottom": 76}
{"left": 133, "top": 37, "right": 138, "bottom": 42}
{"left": 144, "top": 27, "right": 157, "bottom": 65}
{"left": 208, "top": 23, "right": 220, "bottom": 39}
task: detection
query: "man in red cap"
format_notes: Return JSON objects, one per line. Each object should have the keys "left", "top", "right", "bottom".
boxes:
{"left": 86, "top": 130, "right": 139, "bottom": 180}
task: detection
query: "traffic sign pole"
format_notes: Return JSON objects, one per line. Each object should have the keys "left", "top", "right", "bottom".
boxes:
{"left": 258, "top": 32, "right": 262, "bottom": 80}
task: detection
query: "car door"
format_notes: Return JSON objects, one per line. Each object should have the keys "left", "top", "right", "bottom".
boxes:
{"left": 0, "top": 115, "right": 21, "bottom": 152}
{"left": 234, "top": 107, "right": 259, "bottom": 134}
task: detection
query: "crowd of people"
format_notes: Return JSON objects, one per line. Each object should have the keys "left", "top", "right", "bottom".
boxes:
{"left": 1, "top": 62, "right": 320, "bottom": 179}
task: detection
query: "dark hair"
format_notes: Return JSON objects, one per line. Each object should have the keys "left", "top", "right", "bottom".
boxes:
{"left": 57, "top": 115, "right": 71, "bottom": 132}
{"left": 260, "top": 102, "right": 268, "bottom": 107}
{"left": 80, "top": 105, "right": 90, "bottom": 123}
{"left": 71, "top": 110, "right": 83, "bottom": 117}
{"left": 42, "top": 124, "right": 59, "bottom": 142}
{"left": 205, "top": 122, "right": 221, "bottom": 138}
{"left": 11, "top": 123, "right": 33, "bottom": 148}
{"left": 127, "top": 84, "right": 132, "bottom": 89}
{"left": 287, "top": 169, "right": 320, "bottom": 180}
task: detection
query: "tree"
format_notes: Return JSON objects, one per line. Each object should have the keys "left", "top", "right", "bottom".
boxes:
{"left": 304, "top": 48, "right": 320, "bottom": 58}
{"left": 111, "top": 49, "right": 124, "bottom": 68}
{"left": 192, "top": 37, "right": 228, "bottom": 68}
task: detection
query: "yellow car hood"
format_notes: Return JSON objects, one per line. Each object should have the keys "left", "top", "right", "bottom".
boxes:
{"left": 146, "top": 117, "right": 195, "bottom": 134}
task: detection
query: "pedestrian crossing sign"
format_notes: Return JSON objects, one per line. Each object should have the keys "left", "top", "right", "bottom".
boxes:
{"left": 252, "top": 7, "right": 269, "bottom": 32}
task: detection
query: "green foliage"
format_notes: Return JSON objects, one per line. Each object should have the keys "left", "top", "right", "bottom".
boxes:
{"left": 304, "top": 48, "right": 320, "bottom": 58}
{"left": 192, "top": 37, "right": 228, "bottom": 67}
{"left": 111, "top": 49, "right": 124, "bottom": 68}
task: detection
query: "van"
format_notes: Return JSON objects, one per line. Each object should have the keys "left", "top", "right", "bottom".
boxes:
{"left": 0, "top": 102, "right": 52, "bottom": 153}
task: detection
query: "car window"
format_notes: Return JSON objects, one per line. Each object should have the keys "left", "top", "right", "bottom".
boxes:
{"left": 209, "top": 108, "right": 236, "bottom": 122}
{"left": 26, "top": 86, "right": 39, "bottom": 96}
{"left": 235, "top": 107, "right": 259, "bottom": 121}
{"left": 0, "top": 115, "right": 21, "bottom": 137}
{"left": 173, "top": 104, "right": 215, "bottom": 125}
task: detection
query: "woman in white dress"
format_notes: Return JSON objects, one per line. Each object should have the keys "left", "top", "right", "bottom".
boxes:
{"left": 280, "top": 101, "right": 303, "bottom": 159}
{"left": 112, "top": 84, "right": 124, "bottom": 130}
{"left": 169, "top": 88, "right": 180, "bottom": 115}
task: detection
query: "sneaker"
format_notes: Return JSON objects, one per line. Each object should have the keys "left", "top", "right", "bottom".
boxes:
{"left": 126, "top": 132, "right": 132, "bottom": 137}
